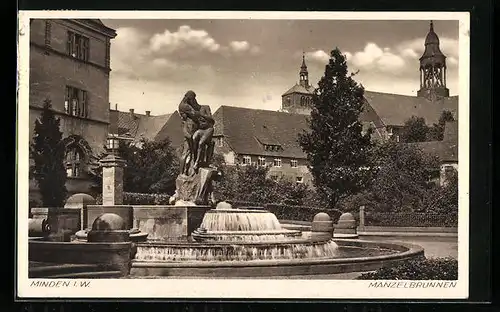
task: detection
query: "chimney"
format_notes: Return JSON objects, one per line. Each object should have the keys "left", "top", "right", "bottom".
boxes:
{"left": 129, "top": 109, "right": 135, "bottom": 117}
{"left": 115, "top": 103, "right": 118, "bottom": 111}
{"left": 145, "top": 110, "right": 151, "bottom": 117}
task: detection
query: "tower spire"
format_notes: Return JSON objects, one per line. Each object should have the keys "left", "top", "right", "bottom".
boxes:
{"left": 299, "top": 51, "right": 309, "bottom": 87}
{"left": 417, "top": 20, "right": 449, "bottom": 100}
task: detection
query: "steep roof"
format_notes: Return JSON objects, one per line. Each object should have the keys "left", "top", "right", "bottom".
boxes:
{"left": 410, "top": 121, "right": 458, "bottom": 163}
{"left": 282, "top": 83, "right": 315, "bottom": 96}
{"left": 110, "top": 110, "right": 172, "bottom": 142}
{"left": 363, "top": 91, "right": 458, "bottom": 127}
{"left": 213, "top": 106, "right": 309, "bottom": 159}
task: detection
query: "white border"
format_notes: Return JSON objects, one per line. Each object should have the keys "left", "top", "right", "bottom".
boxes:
{"left": 17, "top": 11, "right": 470, "bottom": 299}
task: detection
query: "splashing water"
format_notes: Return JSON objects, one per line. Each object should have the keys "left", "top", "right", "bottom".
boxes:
{"left": 199, "top": 210, "right": 283, "bottom": 232}
{"left": 135, "top": 240, "right": 339, "bottom": 262}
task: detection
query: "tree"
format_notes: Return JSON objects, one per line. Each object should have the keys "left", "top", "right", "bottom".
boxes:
{"left": 90, "top": 138, "right": 180, "bottom": 195}
{"left": 369, "top": 142, "right": 440, "bottom": 212}
{"left": 427, "top": 110, "right": 455, "bottom": 141}
{"left": 122, "top": 138, "right": 179, "bottom": 194}
{"left": 400, "top": 116, "right": 429, "bottom": 143}
{"left": 339, "top": 141, "right": 440, "bottom": 213}
{"left": 30, "top": 99, "right": 67, "bottom": 207}
{"left": 298, "top": 48, "right": 375, "bottom": 209}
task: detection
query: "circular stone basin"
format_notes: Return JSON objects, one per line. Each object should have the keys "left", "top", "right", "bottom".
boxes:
{"left": 129, "top": 239, "right": 424, "bottom": 278}
{"left": 192, "top": 229, "right": 303, "bottom": 242}
{"left": 134, "top": 239, "right": 339, "bottom": 262}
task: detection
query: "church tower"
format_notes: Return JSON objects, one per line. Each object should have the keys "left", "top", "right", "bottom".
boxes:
{"left": 281, "top": 53, "right": 315, "bottom": 114}
{"left": 299, "top": 53, "right": 309, "bottom": 88}
{"left": 417, "top": 21, "right": 450, "bottom": 100}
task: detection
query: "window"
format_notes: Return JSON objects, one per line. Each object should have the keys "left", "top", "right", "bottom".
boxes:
{"left": 270, "top": 175, "right": 278, "bottom": 181}
{"left": 273, "top": 158, "right": 282, "bottom": 167}
{"left": 264, "top": 144, "right": 282, "bottom": 152}
{"left": 65, "top": 146, "right": 84, "bottom": 178}
{"left": 258, "top": 156, "right": 266, "bottom": 167}
{"left": 296, "top": 176, "right": 304, "bottom": 184}
{"left": 67, "top": 31, "right": 89, "bottom": 61}
{"left": 65, "top": 86, "right": 88, "bottom": 118}
{"left": 290, "top": 159, "right": 298, "bottom": 168}
{"left": 216, "top": 137, "right": 224, "bottom": 147}
{"left": 242, "top": 155, "right": 251, "bottom": 165}
{"left": 300, "top": 96, "right": 305, "bottom": 106}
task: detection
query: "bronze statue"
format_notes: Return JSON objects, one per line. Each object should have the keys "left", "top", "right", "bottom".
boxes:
{"left": 192, "top": 104, "right": 215, "bottom": 171}
{"left": 172, "top": 90, "right": 219, "bottom": 206}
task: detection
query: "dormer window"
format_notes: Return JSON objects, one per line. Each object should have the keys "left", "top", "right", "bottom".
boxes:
{"left": 264, "top": 144, "right": 282, "bottom": 152}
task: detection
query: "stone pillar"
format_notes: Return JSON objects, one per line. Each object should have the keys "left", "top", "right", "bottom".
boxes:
{"left": 310, "top": 212, "right": 334, "bottom": 241}
{"left": 335, "top": 213, "right": 358, "bottom": 237}
{"left": 100, "top": 154, "right": 126, "bottom": 206}
{"left": 359, "top": 206, "right": 365, "bottom": 231}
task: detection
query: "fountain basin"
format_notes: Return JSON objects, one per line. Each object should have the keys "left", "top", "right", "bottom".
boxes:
{"left": 129, "top": 239, "right": 424, "bottom": 278}
{"left": 192, "top": 229, "right": 303, "bottom": 242}
{"left": 134, "top": 239, "right": 339, "bottom": 262}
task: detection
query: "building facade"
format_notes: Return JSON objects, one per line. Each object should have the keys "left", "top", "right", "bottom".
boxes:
{"left": 29, "top": 19, "right": 117, "bottom": 201}
{"left": 212, "top": 106, "right": 313, "bottom": 185}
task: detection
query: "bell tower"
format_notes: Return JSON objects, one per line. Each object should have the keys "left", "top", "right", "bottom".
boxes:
{"left": 417, "top": 21, "right": 450, "bottom": 100}
{"left": 299, "top": 52, "right": 309, "bottom": 88}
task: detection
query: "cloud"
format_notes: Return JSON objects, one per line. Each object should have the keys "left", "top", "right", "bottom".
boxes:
{"left": 396, "top": 36, "right": 459, "bottom": 65}
{"left": 448, "top": 57, "right": 458, "bottom": 65}
{"left": 230, "top": 40, "right": 250, "bottom": 52}
{"left": 347, "top": 43, "right": 406, "bottom": 72}
{"left": 150, "top": 25, "right": 221, "bottom": 54}
{"left": 111, "top": 25, "right": 261, "bottom": 83}
{"left": 307, "top": 50, "right": 330, "bottom": 64}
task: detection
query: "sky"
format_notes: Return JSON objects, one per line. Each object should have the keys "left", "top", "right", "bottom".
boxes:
{"left": 101, "top": 18, "right": 460, "bottom": 116}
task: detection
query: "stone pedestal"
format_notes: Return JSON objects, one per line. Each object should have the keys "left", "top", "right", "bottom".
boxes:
{"left": 64, "top": 193, "right": 96, "bottom": 231}
{"left": 133, "top": 205, "right": 211, "bottom": 241}
{"left": 85, "top": 205, "right": 134, "bottom": 230}
{"left": 100, "top": 154, "right": 126, "bottom": 206}
{"left": 335, "top": 213, "right": 358, "bottom": 237}
{"left": 174, "top": 167, "right": 220, "bottom": 206}
{"left": 310, "top": 212, "right": 334, "bottom": 241}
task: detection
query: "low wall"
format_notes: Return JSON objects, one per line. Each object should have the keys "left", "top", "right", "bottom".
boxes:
{"left": 30, "top": 208, "right": 81, "bottom": 239}
{"left": 29, "top": 240, "right": 133, "bottom": 277}
{"left": 359, "top": 226, "right": 458, "bottom": 233}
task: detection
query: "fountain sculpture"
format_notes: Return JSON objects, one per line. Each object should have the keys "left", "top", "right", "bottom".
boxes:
{"left": 28, "top": 90, "right": 425, "bottom": 279}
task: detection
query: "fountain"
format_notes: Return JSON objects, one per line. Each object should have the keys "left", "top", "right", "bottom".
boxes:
{"left": 28, "top": 90, "right": 425, "bottom": 279}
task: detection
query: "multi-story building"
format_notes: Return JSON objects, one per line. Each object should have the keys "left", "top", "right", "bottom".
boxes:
{"left": 29, "top": 19, "right": 117, "bottom": 201}
{"left": 212, "top": 106, "right": 313, "bottom": 185}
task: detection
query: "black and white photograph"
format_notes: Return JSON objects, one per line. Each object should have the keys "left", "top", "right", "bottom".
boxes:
{"left": 17, "top": 11, "right": 470, "bottom": 299}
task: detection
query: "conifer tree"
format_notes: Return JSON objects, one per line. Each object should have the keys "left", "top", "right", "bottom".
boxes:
{"left": 298, "top": 48, "right": 375, "bottom": 208}
{"left": 30, "top": 99, "right": 67, "bottom": 207}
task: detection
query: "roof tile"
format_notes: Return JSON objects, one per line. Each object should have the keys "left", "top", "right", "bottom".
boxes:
{"left": 213, "top": 106, "right": 309, "bottom": 159}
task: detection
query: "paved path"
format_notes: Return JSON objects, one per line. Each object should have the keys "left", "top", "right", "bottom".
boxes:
{"left": 360, "top": 235, "right": 458, "bottom": 259}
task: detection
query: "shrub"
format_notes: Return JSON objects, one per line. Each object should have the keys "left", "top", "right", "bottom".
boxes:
{"left": 364, "top": 212, "right": 458, "bottom": 227}
{"left": 356, "top": 257, "right": 458, "bottom": 280}
{"left": 95, "top": 192, "right": 171, "bottom": 205}
{"left": 265, "top": 204, "right": 343, "bottom": 223}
